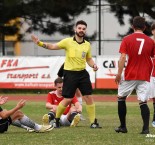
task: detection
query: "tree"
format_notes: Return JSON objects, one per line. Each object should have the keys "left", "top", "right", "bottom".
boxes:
{"left": 104, "top": 0, "right": 155, "bottom": 37}
{"left": 0, "top": 0, "right": 95, "bottom": 40}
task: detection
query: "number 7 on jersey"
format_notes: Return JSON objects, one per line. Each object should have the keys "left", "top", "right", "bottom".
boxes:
{"left": 136, "top": 38, "right": 145, "bottom": 55}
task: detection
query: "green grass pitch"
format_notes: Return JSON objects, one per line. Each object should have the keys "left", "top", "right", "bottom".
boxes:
{"left": 0, "top": 101, "right": 155, "bottom": 145}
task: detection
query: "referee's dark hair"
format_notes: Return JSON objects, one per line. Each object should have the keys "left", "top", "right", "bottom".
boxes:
{"left": 54, "top": 77, "right": 63, "bottom": 85}
{"left": 132, "top": 16, "right": 145, "bottom": 30}
{"left": 76, "top": 20, "right": 87, "bottom": 27}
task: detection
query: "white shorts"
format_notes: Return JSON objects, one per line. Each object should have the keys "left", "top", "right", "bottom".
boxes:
{"left": 118, "top": 80, "right": 150, "bottom": 102}
{"left": 60, "top": 114, "right": 70, "bottom": 126}
{"left": 149, "top": 77, "right": 155, "bottom": 98}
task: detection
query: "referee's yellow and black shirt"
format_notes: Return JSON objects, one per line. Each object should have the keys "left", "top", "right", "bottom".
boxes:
{"left": 57, "top": 37, "right": 92, "bottom": 71}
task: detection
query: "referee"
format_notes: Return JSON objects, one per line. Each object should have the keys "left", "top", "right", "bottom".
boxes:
{"left": 31, "top": 20, "right": 101, "bottom": 128}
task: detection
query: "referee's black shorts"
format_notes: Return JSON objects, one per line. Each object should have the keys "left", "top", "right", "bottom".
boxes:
{"left": 62, "top": 69, "right": 92, "bottom": 98}
{"left": 0, "top": 117, "right": 12, "bottom": 133}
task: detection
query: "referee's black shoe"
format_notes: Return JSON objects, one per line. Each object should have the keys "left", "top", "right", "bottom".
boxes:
{"left": 90, "top": 118, "right": 102, "bottom": 128}
{"left": 115, "top": 126, "right": 128, "bottom": 133}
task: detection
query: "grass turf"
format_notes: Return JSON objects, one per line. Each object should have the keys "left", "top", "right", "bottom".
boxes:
{"left": 0, "top": 101, "right": 155, "bottom": 145}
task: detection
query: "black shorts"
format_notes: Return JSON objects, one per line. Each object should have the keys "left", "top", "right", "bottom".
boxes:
{"left": 0, "top": 117, "right": 12, "bottom": 133}
{"left": 62, "top": 69, "right": 92, "bottom": 98}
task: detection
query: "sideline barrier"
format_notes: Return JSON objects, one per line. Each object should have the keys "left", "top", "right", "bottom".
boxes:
{"left": 0, "top": 55, "right": 120, "bottom": 89}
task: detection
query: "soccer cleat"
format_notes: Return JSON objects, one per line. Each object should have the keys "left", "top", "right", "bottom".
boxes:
{"left": 26, "top": 128, "right": 35, "bottom": 132}
{"left": 90, "top": 118, "right": 102, "bottom": 128}
{"left": 70, "top": 113, "right": 81, "bottom": 127}
{"left": 115, "top": 126, "right": 128, "bottom": 133}
{"left": 140, "top": 129, "right": 149, "bottom": 134}
{"left": 36, "top": 125, "right": 54, "bottom": 133}
{"left": 42, "top": 114, "right": 50, "bottom": 126}
{"left": 24, "top": 126, "right": 35, "bottom": 132}
{"left": 152, "top": 121, "right": 155, "bottom": 127}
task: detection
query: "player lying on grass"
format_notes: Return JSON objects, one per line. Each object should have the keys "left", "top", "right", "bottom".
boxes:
{"left": 0, "top": 96, "right": 53, "bottom": 133}
{"left": 42, "top": 77, "right": 82, "bottom": 127}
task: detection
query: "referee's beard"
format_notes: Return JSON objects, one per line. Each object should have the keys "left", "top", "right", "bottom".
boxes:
{"left": 75, "top": 31, "right": 85, "bottom": 38}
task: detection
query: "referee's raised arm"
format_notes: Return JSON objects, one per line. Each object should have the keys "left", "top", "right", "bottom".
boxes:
{"left": 31, "top": 34, "right": 60, "bottom": 50}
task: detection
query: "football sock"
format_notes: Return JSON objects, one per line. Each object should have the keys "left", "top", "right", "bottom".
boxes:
{"left": 153, "top": 103, "right": 155, "bottom": 121}
{"left": 48, "top": 111, "right": 55, "bottom": 122}
{"left": 19, "top": 115, "right": 41, "bottom": 131}
{"left": 140, "top": 102, "right": 150, "bottom": 131}
{"left": 118, "top": 97, "right": 127, "bottom": 128}
{"left": 68, "top": 112, "right": 77, "bottom": 123}
{"left": 56, "top": 102, "right": 66, "bottom": 118}
{"left": 12, "top": 120, "right": 29, "bottom": 130}
{"left": 86, "top": 104, "right": 95, "bottom": 124}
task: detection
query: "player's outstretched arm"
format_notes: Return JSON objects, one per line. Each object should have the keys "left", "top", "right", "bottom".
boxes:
{"left": 31, "top": 34, "right": 60, "bottom": 50}
{"left": 0, "top": 99, "right": 26, "bottom": 119}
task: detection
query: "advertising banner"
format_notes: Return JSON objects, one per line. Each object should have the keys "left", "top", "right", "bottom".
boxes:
{"left": 0, "top": 56, "right": 95, "bottom": 89}
{"left": 96, "top": 55, "right": 120, "bottom": 89}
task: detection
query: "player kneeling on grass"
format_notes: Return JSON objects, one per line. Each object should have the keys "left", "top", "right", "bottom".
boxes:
{"left": 0, "top": 96, "right": 53, "bottom": 133}
{"left": 42, "top": 77, "right": 82, "bottom": 127}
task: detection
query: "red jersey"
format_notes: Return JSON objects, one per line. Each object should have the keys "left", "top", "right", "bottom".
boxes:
{"left": 120, "top": 32, "right": 155, "bottom": 81}
{"left": 46, "top": 90, "right": 78, "bottom": 115}
{"left": 152, "top": 59, "right": 155, "bottom": 77}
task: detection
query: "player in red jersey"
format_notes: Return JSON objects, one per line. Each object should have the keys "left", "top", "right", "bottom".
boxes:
{"left": 150, "top": 23, "right": 155, "bottom": 127}
{"left": 115, "top": 16, "right": 155, "bottom": 134}
{"left": 42, "top": 77, "right": 82, "bottom": 127}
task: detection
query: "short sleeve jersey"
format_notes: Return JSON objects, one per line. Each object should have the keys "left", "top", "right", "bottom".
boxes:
{"left": 46, "top": 90, "right": 78, "bottom": 115}
{"left": 57, "top": 37, "right": 92, "bottom": 71}
{"left": 120, "top": 32, "right": 155, "bottom": 81}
